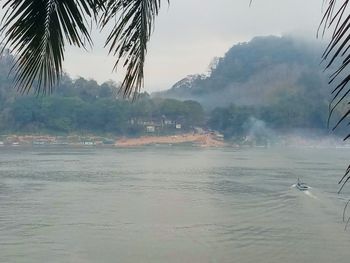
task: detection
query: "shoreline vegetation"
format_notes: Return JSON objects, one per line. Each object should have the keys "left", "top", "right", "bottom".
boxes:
{"left": 1, "top": 37, "right": 348, "bottom": 144}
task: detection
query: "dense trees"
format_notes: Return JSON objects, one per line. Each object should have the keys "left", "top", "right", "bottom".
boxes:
{"left": 1, "top": 1, "right": 349, "bottom": 140}
{"left": 2, "top": 88, "right": 334, "bottom": 139}
{"left": 0, "top": 43, "right": 337, "bottom": 138}
{"left": 158, "top": 36, "right": 329, "bottom": 109}
{"left": 2, "top": 94, "right": 205, "bottom": 136}
{"left": 0, "top": 54, "right": 204, "bottom": 135}
{"left": 0, "top": 69, "right": 334, "bottom": 139}
{"left": 0, "top": 1, "right": 349, "bottom": 139}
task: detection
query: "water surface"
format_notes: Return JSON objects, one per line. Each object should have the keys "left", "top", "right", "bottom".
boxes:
{"left": 1, "top": 146, "right": 350, "bottom": 262}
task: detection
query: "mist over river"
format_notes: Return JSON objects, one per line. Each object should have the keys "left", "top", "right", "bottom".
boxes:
{"left": 1, "top": 146, "right": 350, "bottom": 263}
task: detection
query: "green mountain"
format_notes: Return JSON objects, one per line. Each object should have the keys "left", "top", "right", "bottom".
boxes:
{"left": 153, "top": 36, "right": 350, "bottom": 139}
{"left": 0, "top": 37, "right": 346, "bottom": 140}
{"left": 156, "top": 36, "right": 330, "bottom": 110}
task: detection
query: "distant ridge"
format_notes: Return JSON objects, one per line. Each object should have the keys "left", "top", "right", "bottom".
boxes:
{"left": 154, "top": 36, "right": 328, "bottom": 109}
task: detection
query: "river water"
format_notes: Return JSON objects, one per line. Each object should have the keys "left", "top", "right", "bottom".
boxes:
{"left": 1, "top": 146, "right": 350, "bottom": 262}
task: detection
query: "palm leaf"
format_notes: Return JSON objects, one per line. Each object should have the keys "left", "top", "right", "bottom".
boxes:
{"left": 319, "top": 1, "right": 350, "bottom": 133}
{"left": 320, "top": 1, "right": 350, "bottom": 194}
{"left": 101, "top": 0, "right": 168, "bottom": 98}
{"left": 0, "top": 0, "right": 102, "bottom": 94}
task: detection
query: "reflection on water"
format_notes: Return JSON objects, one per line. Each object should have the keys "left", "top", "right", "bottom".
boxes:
{"left": 0, "top": 146, "right": 350, "bottom": 263}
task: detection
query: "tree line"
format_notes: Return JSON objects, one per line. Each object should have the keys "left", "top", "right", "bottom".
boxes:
{"left": 0, "top": 50, "right": 344, "bottom": 139}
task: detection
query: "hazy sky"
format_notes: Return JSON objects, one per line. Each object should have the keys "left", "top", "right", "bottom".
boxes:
{"left": 51, "top": 1, "right": 325, "bottom": 91}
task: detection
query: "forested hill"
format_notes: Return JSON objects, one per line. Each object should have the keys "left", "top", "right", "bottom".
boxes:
{"left": 0, "top": 40, "right": 345, "bottom": 141}
{"left": 155, "top": 36, "right": 330, "bottom": 109}
{"left": 0, "top": 51, "right": 204, "bottom": 136}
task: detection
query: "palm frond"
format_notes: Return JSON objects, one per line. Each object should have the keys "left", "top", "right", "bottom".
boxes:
{"left": 320, "top": 1, "right": 350, "bottom": 195}
{"left": 0, "top": 0, "right": 101, "bottom": 94}
{"left": 320, "top": 0, "right": 350, "bottom": 228}
{"left": 101, "top": 0, "right": 168, "bottom": 98}
{"left": 319, "top": 1, "right": 350, "bottom": 133}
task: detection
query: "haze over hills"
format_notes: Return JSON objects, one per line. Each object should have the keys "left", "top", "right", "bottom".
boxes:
{"left": 155, "top": 36, "right": 330, "bottom": 110}
{"left": 0, "top": 36, "right": 347, "bottom": 143}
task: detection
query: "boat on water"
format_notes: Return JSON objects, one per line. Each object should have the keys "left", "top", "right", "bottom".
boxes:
{"left": 296, "top": 178, "right": 310, "bottom": 191}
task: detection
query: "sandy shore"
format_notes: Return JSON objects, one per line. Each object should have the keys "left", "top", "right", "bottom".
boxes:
{"left": 115, "top": 133, "right": 226, "bottom": 147}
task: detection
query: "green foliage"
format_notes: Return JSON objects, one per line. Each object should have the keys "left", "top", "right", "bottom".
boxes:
{"left": 160, "top": 36, "right": 329, "bottom": 110}
{"left": 207, "top": 89, "right": 333, "bottom": 139}
{"left": 0, "top": 52, "right": 204, "bottom": 135}
{"left": 183, "top": 100, "right": 205, "bottom": 126}
{"left": 208, "top": 105, "right": 255, "bottom": 138}
{"left": 0, "top": 37, "right": 343, "bottom": 139}
{"left": 156, "top": 36, "right": 345, "bottom": 139}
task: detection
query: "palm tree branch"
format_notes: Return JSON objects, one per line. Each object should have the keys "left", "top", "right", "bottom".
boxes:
{"left": 319, "top": 1, "right": 350, "bottom": 138}
{"left": 101, "top": 0, "right": 168, "bottom": 98}
{"left": 0, "top": 0, "right": 102, "bottom": 94}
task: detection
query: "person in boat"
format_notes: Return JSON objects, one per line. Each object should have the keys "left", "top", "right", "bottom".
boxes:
{"left": 296, "top": 177, "right": 310, "bottom": 190}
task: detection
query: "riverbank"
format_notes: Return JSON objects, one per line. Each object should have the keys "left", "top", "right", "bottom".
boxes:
{"left": 0, "top": 133, "right": 226, "bottom": 148}
{"left": 115, "top": 133, "right": 226, "bottom": 147}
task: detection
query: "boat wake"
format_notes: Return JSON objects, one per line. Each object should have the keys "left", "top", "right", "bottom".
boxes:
{"left": 291, "top": 184, "right": 318, "bottom": 200}
{"left": 303, "top": 190, "right": 318, "bottom": 200}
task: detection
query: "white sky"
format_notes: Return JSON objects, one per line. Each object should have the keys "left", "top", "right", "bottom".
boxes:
{"left": 3, "top": 0, "right": 326, "bottom": 92}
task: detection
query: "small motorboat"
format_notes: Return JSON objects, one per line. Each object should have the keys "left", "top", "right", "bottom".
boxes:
{"left": 296, "top": 178, "right": 310, "bottom": 191}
